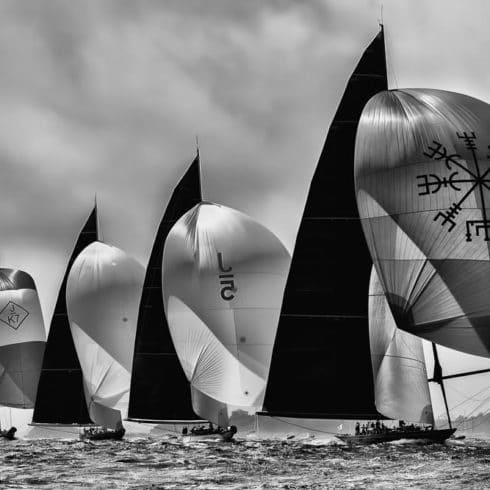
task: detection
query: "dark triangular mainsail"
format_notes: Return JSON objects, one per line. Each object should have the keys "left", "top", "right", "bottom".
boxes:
{"left": 128, "top": 155, "right": 202, "bottom": 421}
{"left": 262, "top": 28, "right": 388, "bottom": 419}
{"left": 32, "top": 207, "right": 98, "bottom": 424}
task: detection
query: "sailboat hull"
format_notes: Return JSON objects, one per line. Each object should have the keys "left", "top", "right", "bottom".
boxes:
{"left": 336, "top": 428, "right": 456, "bottom": 445}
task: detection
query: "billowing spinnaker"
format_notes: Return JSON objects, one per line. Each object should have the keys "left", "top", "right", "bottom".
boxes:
{"left": 369, "top": 267, "right": 434, "bottom": 424}
{"left": 162, "top": 202, "right": 290, "bottom": 425}
{"left": 0, "top": 269, "right": 45, "bottom": 408}
{"left": 67, "top": 242, "right": 144, "bottom": 428}
{"left": 355, "top": 89, "right": 490, "bottom": 358}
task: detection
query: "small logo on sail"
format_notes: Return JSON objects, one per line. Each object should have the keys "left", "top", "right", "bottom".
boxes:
{"left": 0, "top": 301, "right": 29, "bottom": 330}
{"left": 217, "top": 252, "right": 236, "bottom": 301}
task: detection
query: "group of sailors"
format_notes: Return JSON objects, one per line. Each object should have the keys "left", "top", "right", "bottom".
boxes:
{"left": 355, "top": 420, "right": 433, "bottom": 436}
{"left": 182, "top": 422, "right": 219, "bottom": 436}
{"left": 181, "top": 423, "right": 238, "bottom": 436}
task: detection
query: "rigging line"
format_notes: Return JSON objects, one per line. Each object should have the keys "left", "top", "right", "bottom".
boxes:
{"left": 457, "top": 394, "right": 490, "bottom": 420}
{"left": 270, "top": 417, "right": 340, "bottom": 436}
{"left": 433, "top": 389, "right": 490, "bottom": 425}
{"left": 461, "top": 411, "right": 490, "bottom": 431}
{"left": 446, "top": 384, "right": 490, "bottom": 405}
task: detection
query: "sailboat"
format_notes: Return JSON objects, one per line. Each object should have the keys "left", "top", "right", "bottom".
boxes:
{"left": 162, "top": 202, "right": 290, "bottom": 440}
{"left": 257, "top": 25, "right": 461, "bottom": 443}
{"left": 66, "top": 241, "right": 144, "bottom": 441}
{"left": 258, "top": 27, "right": 388, "bottom": 433}
{"left": 353, "top": 87, "right": 490, "bottom": 438}
{"left": 0, "top": 269, "right": 46, "bottom": 439}
{"left": 30, "top": 206, "right": 98, "bottom": 436}
{"left": 127, "top": 153, "right": 205, "bottom": 432}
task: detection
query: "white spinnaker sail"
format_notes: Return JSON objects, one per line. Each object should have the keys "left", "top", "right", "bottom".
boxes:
{"left": 66, "top": 242, "right": 144, "bottom": 428}
{"left": 162, "top": 202, "right": 290, "bottom": 425}
{"left": 369, "top": 267, "right": 434, "bottom": 424}
{"left": 355, "top": 89, "right": 490, "bottom": 358}
{"left": 0, "top": 269, "right": 45, "bottom": 408}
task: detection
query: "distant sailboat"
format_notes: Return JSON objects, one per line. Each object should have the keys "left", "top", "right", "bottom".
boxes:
{"left": 128, "top": 154, "right": 204, "bottom": 428}
{"left": 0, "top": 269, "right": 46, "bottom": 439}
{"left": 162, "top": 202, "right": 290, "bottom": 440}
{"left": 260, "top": 27, "right": 387, "bottom": 425}
{"left": 66, "top": 241, "right": 144, "bottom": 440}
{"left": 32, "top": 207, "right": 98, "bottom": 429}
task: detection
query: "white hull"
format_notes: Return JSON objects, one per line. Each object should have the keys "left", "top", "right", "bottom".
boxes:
{"left": 21, "top": 420, "right": 206, "bottom": 440}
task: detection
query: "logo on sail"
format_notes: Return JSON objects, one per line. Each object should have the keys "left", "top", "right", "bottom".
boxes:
{"left": 0, "top": 301, "right": 29, "bottom": 330}
{"left": 217, "top": 252, "right": 236, "bottom": 301}
{"left": 417, "top": 132, "right": 490, "bottom": 241}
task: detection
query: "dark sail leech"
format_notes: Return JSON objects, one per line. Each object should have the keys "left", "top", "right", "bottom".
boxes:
{"left": 32, "top": 207, "right": 98, "bottom": 424}
{"left": 263, "top": 28, "right": 387, "bottom": 419}
{"left": 128, "top": 155, "right": 202, "bottom": 421}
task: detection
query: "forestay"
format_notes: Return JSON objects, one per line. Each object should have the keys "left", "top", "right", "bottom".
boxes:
{"left": 355, "top": 89, "right": 490, "bottom": 358}
{"left": 369, "top": 267, "right": 434, "bottom": 424}
{"left": 162, "top": 202, "right": 290, "bottom": 425}
{"left": 0, "top": 269, "right": 45, "bottom": 408}
{"left": 67, "top": 242, "right": 144, "bottom": 428}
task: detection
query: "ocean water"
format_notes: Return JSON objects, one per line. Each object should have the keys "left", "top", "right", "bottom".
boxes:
{"left": 0, "top": 435, "right": 489, "bottom": 489}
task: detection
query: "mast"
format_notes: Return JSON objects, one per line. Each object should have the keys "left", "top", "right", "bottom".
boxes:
{"left": 94, "top": 194, "right": 102, "bottom": 242}
{"left": 32, "top": 207, "right": 98, "bottom": 425}
{"left": 262, "top": 27, "right": 387, "bottom": 419}
{"left": 128, "top": 154, "right": 203, "bottom": 422}
{"left": 431, "top": 343, "right": 452, "bottom": 429}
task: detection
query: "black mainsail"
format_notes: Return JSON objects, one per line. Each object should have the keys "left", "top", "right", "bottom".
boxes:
{"left": 262, "top": 28, "right": 387, "bottom": 419}
{"left": 128, "top": 155, "right": 202, "bottom": 422}
{"left": 32, "top": 207, "right": 98, "bottom": 424}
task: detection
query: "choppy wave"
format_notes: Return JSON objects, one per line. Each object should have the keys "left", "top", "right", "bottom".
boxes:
{"left": 0, "top": 436, "right": 488, "bottom": 489}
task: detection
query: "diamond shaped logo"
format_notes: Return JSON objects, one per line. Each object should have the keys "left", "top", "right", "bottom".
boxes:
{"left": 0, "top": 301, "right": 29, "bottom": 330}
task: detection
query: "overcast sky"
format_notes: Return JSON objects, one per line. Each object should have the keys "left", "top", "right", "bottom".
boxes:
{"left": 0, "top": 0, "right": 489, "bottom": 422}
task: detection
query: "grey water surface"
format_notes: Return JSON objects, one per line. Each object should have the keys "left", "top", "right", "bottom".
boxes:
{"left": 0, "top": 436, "right": 488, "bottom": 489}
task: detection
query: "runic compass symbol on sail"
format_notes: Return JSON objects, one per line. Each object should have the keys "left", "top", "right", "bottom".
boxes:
{"left": 0, "top": 301, "right": 29, "bottom": 330}
{"left": 417, "top": 132, "right": 490, "bottom": 241}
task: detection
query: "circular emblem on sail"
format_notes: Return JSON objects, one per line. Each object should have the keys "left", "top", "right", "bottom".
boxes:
{"left": 0, "top": 301, "right": 29, "bottom": 330}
